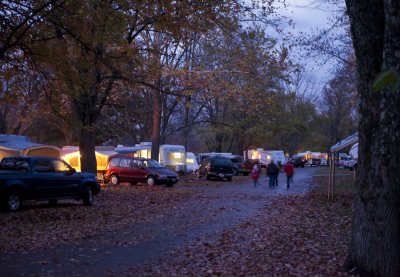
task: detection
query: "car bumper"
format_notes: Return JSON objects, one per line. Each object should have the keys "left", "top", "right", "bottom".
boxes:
{"left": 207, "top": 172, "right": 233, "bottom": 178}
{"left": 157, "top": 176, "right": 179, "bottom": 183}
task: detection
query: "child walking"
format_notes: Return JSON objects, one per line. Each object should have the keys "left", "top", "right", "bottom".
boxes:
{"left": 284, "top": 160, "right": 294, "bottom": 189}
{"left": 251, "top": 164, "right": 260, "bottom": 187}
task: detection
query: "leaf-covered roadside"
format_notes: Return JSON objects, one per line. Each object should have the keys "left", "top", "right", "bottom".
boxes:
{"left": 0, "top": 184, "right": 201, "bottom": 255}
{"left": 131, "top": 193, "right": 354, "bottom": 276}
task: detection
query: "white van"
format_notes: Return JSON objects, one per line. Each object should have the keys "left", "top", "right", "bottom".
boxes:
{"left": 186, "top": 152, "right": 199, "bottom": 175}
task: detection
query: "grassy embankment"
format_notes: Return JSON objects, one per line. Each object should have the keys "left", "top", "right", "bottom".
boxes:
{"left": 312, "top": 166, "right": 356, "bottom": 194}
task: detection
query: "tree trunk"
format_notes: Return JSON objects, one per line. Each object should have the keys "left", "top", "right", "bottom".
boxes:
{"left": 79, "top": 126, "right": 97, "bottom": 174}
{"left": 151, "top": 88, "right": 161, "bottom": 161}
{"left": 344, "top": 1, "right": 400, "bottom": 276}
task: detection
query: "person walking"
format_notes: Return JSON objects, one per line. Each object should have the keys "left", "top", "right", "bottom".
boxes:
{"left": 251, "top": 164, "right": 260, "bottom": 187}
{"left": 284, "top": 160, "right": 294, "bottom": 189}
{"left": 266, "top": 160, "right": 279, "bottom": 188}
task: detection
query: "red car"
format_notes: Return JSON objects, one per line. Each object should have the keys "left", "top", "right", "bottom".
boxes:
{"left": 104, "top": 156, "right": 179, "bottom": 187}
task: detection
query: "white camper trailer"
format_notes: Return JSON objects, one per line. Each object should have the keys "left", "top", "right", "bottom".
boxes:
{"left": 245, "top": 149, "right": 286, "bottom": 167}
{"left": 159, "top": 144, "right": 186, "bottom": 173}
{"left": 245, "top": 148, "right": 268, "bottom": 167}
{"left": 265, "top": 150, "right": 286, "bottom": 167}
{"left": 186, "top": 152, "right": 199, "bottom": 175}
{"left": 114, "top": 143, "right": 186, "bottom": 174}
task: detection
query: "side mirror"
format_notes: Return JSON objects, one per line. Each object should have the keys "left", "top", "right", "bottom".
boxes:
{"left": 67, "top": 168, "right": 76, "bottom": 175}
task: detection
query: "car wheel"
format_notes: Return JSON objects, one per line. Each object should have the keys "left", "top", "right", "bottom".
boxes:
{"left": 5, "top": 191, "right": 22, "bottom": 212}
{"left": 147, "top": 176, "right": 156, "bottom": 186}
{"left": 83, "top": 186, "right": 93, "bottom": 206}
{"left": 49, "top": 199, "right": 58, "bottom": 206}
{"left": 226, "top": 176, "right": 232, "bottom": 182}
{"left": 232, "top": 168, "right": 238, "bottom": 176}
{"left": 110, "top": 174, "right": 119, "bottom": 185}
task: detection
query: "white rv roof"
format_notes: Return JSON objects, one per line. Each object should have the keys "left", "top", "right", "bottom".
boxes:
{"left": 349, "top": 143, "right": 358, "bottom": 159}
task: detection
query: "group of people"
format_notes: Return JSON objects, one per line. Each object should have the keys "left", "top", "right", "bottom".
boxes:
{"left": 250, "top": 160, "right": 294, "bottom": 189}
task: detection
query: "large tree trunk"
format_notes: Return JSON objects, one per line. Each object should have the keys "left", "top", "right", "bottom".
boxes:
{"left": 79, "top": 126, "right": 97, "bottom": 173}
{"left": 344, "top": 1, "right": 400, "bottom": 276}
{"left": 151, "top": 89, "right": 161, "bottom": 161}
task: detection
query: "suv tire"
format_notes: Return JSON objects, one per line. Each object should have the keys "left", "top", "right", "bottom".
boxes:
{"left": 232, "top": 168, "right": 238, "bottom": 176}
{"left": 83, "top": 186, "right": 93, "bottom": 206}
{"left": 4, "top": 191, "right": 22, "bottom": 212}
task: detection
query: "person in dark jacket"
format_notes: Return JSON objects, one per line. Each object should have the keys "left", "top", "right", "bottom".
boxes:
{"left": 284, "top": 160, "right": 294, "bottom": 189}
{"left": 266, "top": 160, "right": 279, "bottom": 188}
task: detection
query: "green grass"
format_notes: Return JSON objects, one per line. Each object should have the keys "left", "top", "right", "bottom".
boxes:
{"left": 313, "top": 167, "right": 356, "bottom": 194}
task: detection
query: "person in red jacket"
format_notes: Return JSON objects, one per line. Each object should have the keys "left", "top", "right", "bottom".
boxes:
{"left": 284, "top": 160, "right": 294, "bottom": 189}
{"left": 251, "top": 164, "right": 260, "bottom": 187}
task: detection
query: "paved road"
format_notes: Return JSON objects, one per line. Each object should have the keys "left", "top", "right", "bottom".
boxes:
{"left": 0, "top": 167, "right": 319, "bottom": 276}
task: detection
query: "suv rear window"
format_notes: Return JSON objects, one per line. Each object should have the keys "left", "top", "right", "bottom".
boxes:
{"left": 230, "top": 157, "right": 243, "bottom": 163}
{"left": 211, "top": 157, "right": 232, "bottom": 165}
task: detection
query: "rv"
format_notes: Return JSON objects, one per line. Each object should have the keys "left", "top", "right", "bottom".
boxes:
{"left": 186, "top": 152, "right": 199, "bottom": 175}
{"left": 159, "top": 144, "right": 186, "bottom": 173}
{"left": 344, "top": 143, "right": 358, "bottom": 170}
{"left": 245, "top": 149, "right": 268, "bottom": 167}
{"left": 245, "top": 149, "right": 286, "bottom": 167}
{"left": 265, "top": 150, "right": 286, "bottom": 167}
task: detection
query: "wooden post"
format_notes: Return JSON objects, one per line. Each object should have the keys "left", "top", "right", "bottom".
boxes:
{"left": 328, "top": 155, "right": 332, "bottom": 199}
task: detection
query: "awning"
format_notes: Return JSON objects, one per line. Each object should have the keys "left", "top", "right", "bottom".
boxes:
{"left": 331, "top": 132, "right": 358, "bottom": 152}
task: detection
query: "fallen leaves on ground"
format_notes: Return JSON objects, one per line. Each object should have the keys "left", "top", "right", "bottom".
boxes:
{"left": 0, "top": 175, "right": 354, "bottom": 276}
{"left": 131, "top": 193, "right": 354, "bottom": 276}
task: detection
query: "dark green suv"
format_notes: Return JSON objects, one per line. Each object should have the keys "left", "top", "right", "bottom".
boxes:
{"left": 198, "top": 157, "right": 233, "bottom": 181}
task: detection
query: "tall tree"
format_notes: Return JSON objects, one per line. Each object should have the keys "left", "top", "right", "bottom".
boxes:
{"left": 343, "top": 1, "right": 400, "bottom": 276}
{"left": 317, "top": 59, "right": 357, "bottom": 149}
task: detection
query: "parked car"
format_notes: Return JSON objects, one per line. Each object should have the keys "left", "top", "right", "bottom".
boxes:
{"left": 241, "top": 159, "right": 261, "bottom": 175}
{"left": 344, "top": 159, "right": 358, "bottom": 171}
{"left": 306, "top": 158, "right": 321, "bottom": 167}
{"left": 228, "top": 155, "right": 250, "bottom": 176}
{"left": 290, "top": 157, "right": 306, "bottom": 168}
{"left": 104, "top": 156, "right": 179, "bottom": 187}
{"left": 198, "top": 157, "right": 233, "bottom": 181}
{"left": 0, "top": 156, "right": 100, "bottom": 211}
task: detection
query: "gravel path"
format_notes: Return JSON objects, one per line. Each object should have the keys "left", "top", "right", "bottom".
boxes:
{"left": 0, "top": 167, "right": 319, "bottom": 276}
